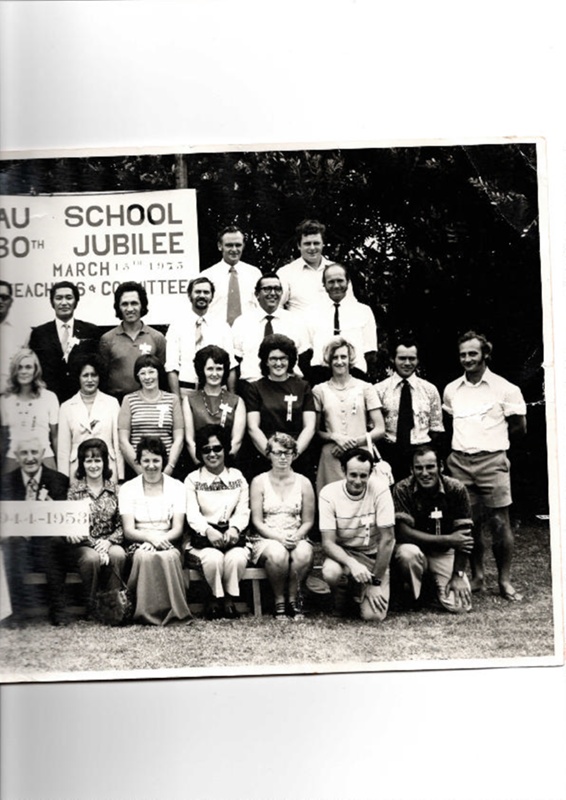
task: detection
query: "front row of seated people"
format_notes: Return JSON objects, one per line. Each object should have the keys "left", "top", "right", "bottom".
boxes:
{"left": 1, "top": 423, "right": 474, "bottom": 627}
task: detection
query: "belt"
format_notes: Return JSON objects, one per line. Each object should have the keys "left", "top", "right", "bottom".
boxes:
{"left": 179, "top": 381, "right": 198, "bottom": 389}
{"left": 452, "top": 450, "right": 503, "bottom": 457}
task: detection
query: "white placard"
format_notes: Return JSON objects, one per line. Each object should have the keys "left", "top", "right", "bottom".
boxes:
{"left": 0, "top": 500, "right": 90, "bottom": 537}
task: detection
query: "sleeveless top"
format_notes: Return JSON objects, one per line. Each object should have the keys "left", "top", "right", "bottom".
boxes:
{"left": 186, "top": 389, "right": 239, "bottom": 435}
{"left": 251, "top": 471, "right": 303, "bottom": 541}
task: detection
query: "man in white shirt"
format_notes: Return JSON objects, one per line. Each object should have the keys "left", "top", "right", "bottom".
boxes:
{"left": 443, "top": 331, "right": 527, "bottom": 602}
{"left": 165, "top": 276, "right": 236, "bottom": 396}
{"left": 0, "top": 280, "right": 31, "bottom": 394}
{"left": 200, "top": 226, "right": 262, "bottom": 326}
{"left": 277, "top": 219, "right": 354, "bottom": 317}
{"left": 305, "top": 263, "right": 378, "bottom": 385}
{"left": 375, "top": 338, "right": 444, "bottom": 480}
{"left": 231, "top": 272, "right": 311, "bottom": 387}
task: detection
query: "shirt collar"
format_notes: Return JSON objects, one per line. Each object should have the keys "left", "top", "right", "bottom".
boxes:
{"left": 22, "top": 467, "right": 43, "bottom": 487}
{"left": 118, "top": 321, "right": 146, "bottom": 336}
{"left": 391, "top": 372, "right": 418, "bottom": 388}
{"left": 198, "top": 466, "right": 231, "bottom": 487}
{"left": 458, "top": 366, "right": 493, "bottom": 388}
{"left": 56, "top": 317, "right": 74, "bottom": 334}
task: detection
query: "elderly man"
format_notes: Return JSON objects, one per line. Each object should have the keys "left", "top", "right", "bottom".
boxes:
{"left": 29, "top": 281, "right": 99, "bottom": 402}
{"left": 305, "top": 263, "right": 378, "bottom": 385}
{"left": 231, "top": 272, "right": 311, "bottom": 388}
{"left": 443, "top": 331, "right": 527, "bottom": 602}
{"left": 200, "top": 225, "right": 263, "bottom": 326}
{"left": 375, "top": 338, "right": 444, "bottom": 481}
{"left": 319, "top": 448, "right": 395, "bottom": 621}
{"left": 0, "top": 280, "right": 31, "bottom": 395}
{"left": 165, "top": 276, "right": 236, "bottom": 397}
{"left": 98, "top": 281, "right": 166, "bottom": 402}
{"left": 392, "top": 445, "right": 474, "bottom": 613}
{"left": 0, "top": 437, "right": 69, "bottom": 626}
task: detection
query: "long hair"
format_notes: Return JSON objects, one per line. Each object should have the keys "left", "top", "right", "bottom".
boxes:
{"left": 6, "top": 348, "right": 46, "bottom": 397}
{"left": 75, "top": 437, "right": 113, "bottom": 482}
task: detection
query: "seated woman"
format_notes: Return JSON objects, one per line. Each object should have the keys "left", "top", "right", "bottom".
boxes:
{"left": 1, "top": 348, "right": 59, "bottom": 472}
{"left": 66, "top": 438, "right": 126, "bottom": 618}
{"left": 184, "top": 424, "right": 250, "bottom": 619}
{"left": 182, "top": 345, "right": 246, "bottom": 466}
{"left": 118, "top": 354, "right": 184, "bottom": 480}
{"left": 58, "top": 354, "right": 123, "bottom": 482}
{"left": 119, "top": 436, "right": 192, "bottom": 626}
{"left": 249, "top": 432, "right": 315, "bottom": 620}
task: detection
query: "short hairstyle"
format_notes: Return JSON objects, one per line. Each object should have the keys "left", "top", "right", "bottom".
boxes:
{"left": 71, "top": 352, "right": 106, "bottom": 386}
{"left": 392, "top": 337, "right": 419, "bottom": 358}
{"left": 296, "top": 219, "right": 326, "bottom": 245}
{"left": 133, "top": 353, "right": 166, "bottom": 385}
{"left": 255, "top": 271, "right": 282, "bottom": 295}
{"left": 194, "top": 423, "right": 230, "bottom": 463}
{"left": 49, "top": 281, "right": 80, "bottom": 305}
{"left": 258, "top": 333, "right": 298, "bottom": 377}
{"left": 458, "top": 329, "right": 493, "bottom": 361}
{"left": 265, "top": 431, "right": 298, "bottom": 457}
{"left": 113, "top": 281, "right": 149, "bottom": 319}
{"left": 135, "top": 435, "right": 167, "bottom": 464}
{"left": 411, "top": 444, "right": 440, "bottom": 469}
{"left": 322, "top": 336, "right": 357, "bottom": 367}
{"left": 217, "top": 225, "right": 245, "bottom": 244}
{"left": 0, "top": 280, "right": 13, "bottom": 296}
{"left": 7, "top": 348, "right": 45, "bottom": 396}
{"left": 13, "top": 435, "right": 43, "bottom": 455}
{"left": 339, "top": 447, "right": 374, "bottom": 471}
{"left": 193, "top": 345, "right": 230, "bottom": 387}
{"left": 322, "top": 262, "right": 349, "bottom": 286}
{"left": 75, "top": 437, "right": 112, "bottom": 482}
{"left": 188, "top": 276, "right": 215, "bottom": 298}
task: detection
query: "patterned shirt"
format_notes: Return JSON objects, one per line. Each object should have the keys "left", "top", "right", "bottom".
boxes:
{"left": 375, "top": 373, "right": 444, "bottom": 444}
{"left": 67, "top": 480, "right": 123, "bottom": 546}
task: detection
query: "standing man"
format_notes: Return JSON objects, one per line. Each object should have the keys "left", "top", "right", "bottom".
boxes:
{"left": 231, "top": 272, "right": 311, "bottom": 388}
{"left": 0, "top": 280, "right": 31, "bottom": 395}
{"left": 443, "top": 331, "right": 527, "bottom": 601}
{"left": 200, "top": 225, "right": 263, "bottom": 326}
{"left": 0, "top": 437, "right": 69, "bottom": 626}
{"left": 392, "top": 445, "right": 474, "bottom": 613}
{"left": 306, "top": 263, "right": 378, "bottom": 384}
{"left": 99, "top": 281, "right": 166, "bottom": 402}
{"left": 319, "top": 448, "right": 395, "bottom": 621}
{"left": 375, "top": 338, "right": 444, "bottom": 481}
{"left": 28, "top": 281, "right": 99, "bottom": 403}
{"left": 165, "top": 276, "right": 236, "bottom": 397}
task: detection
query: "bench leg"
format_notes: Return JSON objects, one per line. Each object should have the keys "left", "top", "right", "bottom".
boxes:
{"left": 252, "top": 579, "right": 262, "bottom": 617}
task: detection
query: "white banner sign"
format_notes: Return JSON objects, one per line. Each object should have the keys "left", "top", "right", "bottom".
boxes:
{"left": 0, "top": 189, "right": 199, "bottom": 326}
{"left": 0, "top": 500, "right": 90, "bottom": 537}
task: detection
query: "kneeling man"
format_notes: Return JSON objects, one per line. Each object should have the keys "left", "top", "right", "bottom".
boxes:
{"left": 392, "top": 445, "right": 474, "bottom": 613}
{"left": 319, "top": 448, "right": 395, "bottom": 621}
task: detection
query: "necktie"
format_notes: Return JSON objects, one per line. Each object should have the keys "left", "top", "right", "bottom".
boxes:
{"left": 333, "top": 303, "right": 340, "bottom": 336}
{"left": 195, "top": 317, "right": 204, "bottom": 348}
{"left": 264, "top": 315, "right": 274, "bottom": 338}
{"left": 227, "top": 266, "right": 242, "bottom": 325}
{"left": 396, "top": 379, "right": 413, "bottom": 450}
{"left": 61, "top": 323, "right": 70, "bottom": 352}
{"left": 26, "top": 477, "right": 38, "bottom": 500}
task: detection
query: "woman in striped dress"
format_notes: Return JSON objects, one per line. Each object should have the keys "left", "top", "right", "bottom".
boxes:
{"left": 118, "top": 354, "right": 184, "bottom": 480}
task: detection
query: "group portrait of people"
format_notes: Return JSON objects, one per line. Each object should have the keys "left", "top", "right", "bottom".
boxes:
{"left": 0, "top": 218, "right": 528, "bottom": 629}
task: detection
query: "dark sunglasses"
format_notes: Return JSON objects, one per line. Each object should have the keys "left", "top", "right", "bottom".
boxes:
{"left": 201, "top": 444, "right": 223, "bottom": 455}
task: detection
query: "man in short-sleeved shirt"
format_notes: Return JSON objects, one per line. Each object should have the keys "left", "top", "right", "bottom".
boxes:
{"left": 319, "top": 448, "right": 395, "bottom": 621}
{"left": 443, "top": 331, "right": 527, "bottom": 601}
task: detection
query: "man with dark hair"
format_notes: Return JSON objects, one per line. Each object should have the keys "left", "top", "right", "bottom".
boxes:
{"left": 99, "top": 281, "right": 166, "bottom": 401}
{"left": 200, "top": 226, "right": 262, "bottom": 326}
{"left": 165, "top": 276, "right": 236, "bottom": 396}
{"left": 319, "top": 447, "right": 395, "bottom": 620}
{"left": 443, "top": 330, "right": 527, "bottom": 601}
{"left": 305, "top": 263, "right": 378, "bottom": 384}
{"left": 28, "top": 281, "right": 99, "bottom": 403}
{"left": 0, "top": 279, "right": 31, "bottom": 394}
{"left": 375, "top": 338, "right": 444, "bottom": 481}
{"left": 392, "top": 445, "right": 474, "bottom": 613}
{"left": 231, "top": 272, "right": 311, "bottom": 386}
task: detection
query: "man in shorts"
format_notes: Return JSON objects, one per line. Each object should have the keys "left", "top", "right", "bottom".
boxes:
{"left": 392, "top": 445, "right": 474, "bottom": 612}
{"left": 319, "top": 448, "right": 395, "bottom": 621}
{"left": 443, "top": 331, "right": 527, "bottom": 601}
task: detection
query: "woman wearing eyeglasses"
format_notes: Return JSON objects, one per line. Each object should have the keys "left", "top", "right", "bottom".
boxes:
{"left": 184, "top": 424, "right": 250, "bottom": 619}
{"left": 245, "top": 334, "right": 316, "bottom": 479}
{"left": 249, "top": 432, "right": 315, "bottom": 619}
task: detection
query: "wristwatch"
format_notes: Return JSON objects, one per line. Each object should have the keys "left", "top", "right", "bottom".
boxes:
{"left": 371, "top": 577, "right": 382, "bottom": 586}
{"left": 456, "top": 570, "right": 465, "bottom": 578}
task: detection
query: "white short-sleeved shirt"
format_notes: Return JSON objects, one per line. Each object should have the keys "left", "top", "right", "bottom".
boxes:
{"left": 443, "top": 367, "right": 526, "bottom": 453}
{"left": 199, "top": 260, "right": 263, "bottom": 325}
{"left": 307, "top": 296, "right": 378, "bottom": 373}
{"left": 165, "top": 310, "right": 236, "bottom": 384}
{"left": 232, "top": 307, "right": 309, "bottom": 381}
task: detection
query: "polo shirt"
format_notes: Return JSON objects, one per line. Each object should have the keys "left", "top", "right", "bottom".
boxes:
{"left": 443, "top": 367, "right": 526, "bottom": 453}
{"left": 199, "top": 260, "right": 263, "bottom": 325}
{"left": 165, "top": 310, "right": 236, "bottom": 385}
{"left": 231, "top": 307, "right": 309, "bottom": 382}
{"left": 375, "top": 373, "right": 444, "bottom": 444}
{"left": 99, "top": 322, "right": 166, "bottom": 396}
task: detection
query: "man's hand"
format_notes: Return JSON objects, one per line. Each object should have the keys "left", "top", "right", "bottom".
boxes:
{"left": 445, "top": 574, "right": 471, "bottom": 609}
{"left": 447, "top": 531, "right": 474, "bottom": 553}
{"left": 364, "top": 584, "right": 388, "bottom": 613}
{"left": 348, "top": 560, "right": 373, "bottom": 583}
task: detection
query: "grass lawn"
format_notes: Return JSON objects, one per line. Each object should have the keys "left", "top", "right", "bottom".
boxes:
{"left": 0, "top": 520, "right": 559, "bottom": 681}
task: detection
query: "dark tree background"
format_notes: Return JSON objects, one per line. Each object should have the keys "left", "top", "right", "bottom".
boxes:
{"left": 0, "top": 144, "right": 547, "bottom": 513}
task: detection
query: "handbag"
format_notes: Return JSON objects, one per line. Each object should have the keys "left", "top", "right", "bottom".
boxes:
{"left": 95, "top": 568, "right": 134, "bottom": 626}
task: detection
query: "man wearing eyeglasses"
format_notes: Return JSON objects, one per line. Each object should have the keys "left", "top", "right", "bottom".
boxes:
{"left": 0, "top": 280, "right": 31, "bottom": 395}
{"left": 231, "top": 272, "right": 311, "bottom": 391}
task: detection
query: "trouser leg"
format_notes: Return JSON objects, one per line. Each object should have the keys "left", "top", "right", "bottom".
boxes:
{"left": 394, "top": 543, "right": 426, "bottom": 600}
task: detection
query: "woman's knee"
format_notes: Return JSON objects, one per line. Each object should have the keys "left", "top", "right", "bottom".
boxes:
{"left": 262, "top": 541, "right": 289, "bottom": 570}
